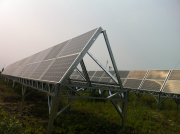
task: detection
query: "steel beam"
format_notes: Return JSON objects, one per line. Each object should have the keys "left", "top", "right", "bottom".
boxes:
{"left": 80, "top": 59, "right": 92, "bottom": 87}
{"left": 102, "top": 30, "right": 123, "bottom": 90}
{"left": 87, "top": 51, "right": 118, "bottom": 84}
{"left": 75, "top": 68, "right": 86, "bottom": 81}
{"left": 20, "top": 85, "right": 27, "bottom": 115}
{"left": 121, "top": 91, "right": 129, "bottom": 131}
{"left": 47, "top": 84, "right": 61, "bottom": 134}
{"left": 56, "top": 99, "right": 77, "bottom": 117}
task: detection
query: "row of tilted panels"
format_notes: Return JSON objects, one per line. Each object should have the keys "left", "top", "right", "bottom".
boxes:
{"left": 70, "top": 70, "right": 180, "bottom": 95}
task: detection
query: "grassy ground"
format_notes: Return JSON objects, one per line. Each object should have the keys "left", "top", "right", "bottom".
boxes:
{"left": 0, "top": 79, "right": 180, "bottom": 134}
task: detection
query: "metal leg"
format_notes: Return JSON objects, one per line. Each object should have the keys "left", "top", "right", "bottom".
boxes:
{"left": 121, "top": 91, "right": 129, "bottom": 132}
{"left": 12, "top": 81, "right": 15, "bottom": 97}
{"left": 109, "top": 90, "right": 129, "bottom": 133}
{"left": 135, "top": 93, "right": 143, "bottom": 99}
{"left": 67, "top": 90, "right": 71, "bottom": 112}
{"left": 177, "top": 99, "right": 179, "bottom": 111}
{"left": 47, "top": 84, "right": 61, "bottom": 134}
{"left": 20, "top": 85, "right": 27, "bottom": 115}
{"left": 48, "top": 96, "right": 52, "bottom": 114}
{"left": 158, "top": 93, "right": 161, "bottom": 111}
{"left": 173, "top": 98, "right": 180, "bottom": 111}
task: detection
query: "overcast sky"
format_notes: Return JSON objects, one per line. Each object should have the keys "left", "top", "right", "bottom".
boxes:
{"left": 0, "top": 0, "right": 180, "bottom": 71}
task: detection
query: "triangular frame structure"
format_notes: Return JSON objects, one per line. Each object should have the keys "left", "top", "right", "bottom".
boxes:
{"left": 47, "top": 29, "right": 129, "bottom": 133}
{"left": 0, "top": 27, "right": 129, "bottom": 134}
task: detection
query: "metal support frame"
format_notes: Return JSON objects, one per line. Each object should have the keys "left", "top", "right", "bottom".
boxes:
{"left": 80, "top": 59, "right": 92, "bottom": 87}
{"left": 47, "top": 84, "right": 61, "bottom": 134}
{"left": 102, "top": 30, "right": 123, "bottom": 90}
{"left": 173, "top": 98, "right": 180, "bottom": 111}
{"left": 75, "top": 67, "right": 86, "bottom": 81}
{"left": 12, "top": 80, "right": 15, "bottom": 96}
{"left": 153, "top": 92, "right": 168, "bottom": 111}
{"left": 121, "top": 91, "right": 129, "bottom": 130}
{"left": 87, "top": 51, "right": 118, "bottom": 84}
{"left": 20, "top": 85, "right": 27, "bottom": 114}
{"left": 135, "top": 93, "right": 143, "bottom": 99}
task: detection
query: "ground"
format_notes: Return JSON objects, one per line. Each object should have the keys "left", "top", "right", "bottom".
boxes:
{"left": 0, "top": 79, "right": 180, "bottom": 134}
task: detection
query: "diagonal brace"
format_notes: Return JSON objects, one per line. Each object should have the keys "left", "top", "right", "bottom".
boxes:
{"left": 87, "top": 51, "right": 118, "bottom": 84}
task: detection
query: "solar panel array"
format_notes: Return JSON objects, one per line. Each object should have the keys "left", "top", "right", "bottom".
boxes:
{"left": 2, "top": 26, "right": 180, "bottom": 96}
{"left": 69, "top": 70, "right": 180, "bottom": 95}
{"left": 2, "top": 27, "right": 102, "bottom": 83}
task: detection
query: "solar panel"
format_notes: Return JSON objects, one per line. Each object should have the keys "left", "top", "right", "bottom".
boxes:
{"left": 138, "top": 70, "right": 170, "bottom": 92}
{"left": 163, "top": 81, "right": 180, "bottom": 94}
{"left": 41, "top": 28, "right": 101, "bottom": 83}
{"left": 44, "top": 40, "right": 69, "bottom": 61}
{"left": 161, "top": 70, "right": 180, "bottom": 94}
{"left": 41, "top": 54, "right": 78, "bottom": 82}
{"left": 58, "top": 28, "right": 98, "bottom": 58}
{"left": 146, "top": 70, "right": 169, "bottom": 80}
{"left": 140, "top": 80, "right": 164, "bottom": 91}
{"left": 4, "top": 66, "right": 16, "bottom": 75}
{"left": 22, "top": 62, "right": 41, "bottom": 78}
{"left": 93, "top": 71, "right": 104, "bottom": 77}
{"left": 11, "top": 66, "right": 23, "bottom": 76}
{"left": 91, "top": 77, "right": 101, "bottom": 82}
{"left": 30, "top": 60, "right": 53, "bottom": 80}
{"left": 124, "top": 79, "right": 142, "bottom": 89}
{"left": 168, "top": 70, "right": 180, "bottom": 80}
{"left": 14, "top": 58, "right": 27, "bottom": 67}
{"left": 17, "top": 65, "right": 30, "bottom": 76}
{"left": 2, "top": 27, "right": 102, "bottom": 84}
{"left": 88, "top": 71, "right": 96, "bottom": 76}
{"left": 100, "top": 77, "right": 111, "bottom": 83}
{"left": 128, "top": 70, "right": 147, "bottom": 79}
{"left": 118, "top": 71, "right": 130, "bottom": 78}
{"left": 100, "top": 71, "right": 115, "bottom": 83}
{"left": 23, "top": 52, "right": 40, "bottom": 65}
{"left": 123, "top": 70, "right": 148, "bottom": 89}
{"left": 33, "top": 47, "right": 53, "bottom": 63}
{"left": 90, "top": 71, "right": 104, "bottom": 82}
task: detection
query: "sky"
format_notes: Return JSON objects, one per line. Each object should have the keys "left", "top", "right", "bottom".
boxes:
{"left": 0, "top": 0, "right": 180, "bottom": 71}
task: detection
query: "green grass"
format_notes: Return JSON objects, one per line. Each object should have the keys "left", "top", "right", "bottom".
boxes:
{"left": 0, "top": 79, "right": 180, "bottom": 134}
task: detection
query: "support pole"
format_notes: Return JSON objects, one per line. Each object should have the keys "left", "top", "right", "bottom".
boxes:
{"left": 174, "top": 98, "right": 180, "bottom": 111}
{"left": 121, "top": 91, "right": 129, "bottom": 132}
{"left": 20, "top": 85, "right": 27, "bottom": 115}
{"left": 158, "top": 93, "right": 161, "bottom": 111}
{"left": 12, "top": 81, "right": 15, "bottom": 97}
{"left": 177, "top": 99, "right": 179, "bottom": 111}
{"left": 48, "top": 96, "right": 52, "bottom": 114}
{"left": 47, "top": 84, "right": 61, "bottom": 134}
